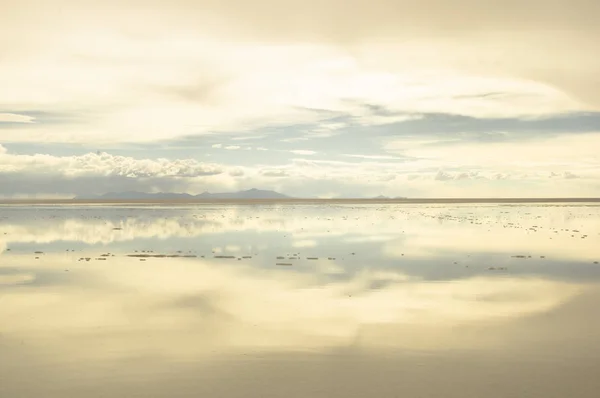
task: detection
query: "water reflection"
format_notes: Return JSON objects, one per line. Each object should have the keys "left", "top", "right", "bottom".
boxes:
{"left": 1, "top": 204, "right": 600, "bottom": 397}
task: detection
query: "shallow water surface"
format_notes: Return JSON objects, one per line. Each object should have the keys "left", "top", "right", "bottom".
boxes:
{"left": 1, "top": 203, "right": 600, "bottom": 397}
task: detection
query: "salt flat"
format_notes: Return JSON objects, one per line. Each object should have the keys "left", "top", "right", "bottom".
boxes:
{"left": 1, "top": 203, "right": 600, "bottom": 398}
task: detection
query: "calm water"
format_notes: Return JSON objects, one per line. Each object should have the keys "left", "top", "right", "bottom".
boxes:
{"left": 1, "top": 203, "right": 600, "bottom": 397}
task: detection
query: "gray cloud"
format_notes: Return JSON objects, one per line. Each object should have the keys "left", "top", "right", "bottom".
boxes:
{"left": 434, "top": 171, "right": 453, "bottom": 181}
{"left": 550, "top": 171, "right": 580, "bottom": 180}
{"left": 261, "top": 169, "right": 289, "bottom": 177}
{"left": 564, "top": 171, "right": 579, "bottom": 179}
{"left": 0, "top": 173, "right": 186, "bottom": 198}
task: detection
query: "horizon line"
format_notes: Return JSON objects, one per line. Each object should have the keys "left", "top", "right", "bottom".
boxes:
{"left": 2, "top": 197, "right": 600, "bottom": 205}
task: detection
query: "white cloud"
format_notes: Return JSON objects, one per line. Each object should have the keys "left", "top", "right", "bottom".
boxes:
{"left": 0, "top": 143, "right": 579, "bottom": 198}
{"left": 289, "top": 150, "right": 317, "bottom": 155}
{"left": 0, "top": 0, "right": 597, "bottom": 145}
{"left": 1, "top": 0, "right": 600, "bottom": 197}
{"left": 282, "top": 122, "right": 347, "bottom": 142}
{"left": 229, "top": 167, "right": 245, "bottom": 177}
{"left": 0, "top": 151, "right": 223, "bottom": 178}
{"left": 0, "top": 113, "right": 35, "bottom": 123}
{"left": 344, "top": 154, "right": 403, "bottom": 160}
{"left": 385, "top": 133, "right": 600, "bottom": 178}
{"left": 0, "top": 148, "right": 234, "bottom": 197}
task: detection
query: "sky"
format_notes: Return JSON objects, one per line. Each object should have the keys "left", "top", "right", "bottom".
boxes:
{"left": 1, "top": 0, "right": 600, "bottom": 198}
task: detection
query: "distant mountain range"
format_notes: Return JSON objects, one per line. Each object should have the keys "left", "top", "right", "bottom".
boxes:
{"left": 372, "top": 195, "right": 408, "bottom": 199}
{"left": 75, "top": 188, "right": 291, "bottom": 200}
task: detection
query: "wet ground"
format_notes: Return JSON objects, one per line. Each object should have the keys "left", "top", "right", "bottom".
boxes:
{"left": 1, "top": 203, "right": 600, "bottom": 397}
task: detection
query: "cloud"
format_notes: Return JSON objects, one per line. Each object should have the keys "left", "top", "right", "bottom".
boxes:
{"left": 0, "top": 149, "right": 230, "bottom": 197}
{"left": 344, "top": 154, "right": 404, "bottom": 160}
{"left": 385, "top": 133, "right": 600, "bottom": 178}
{"left": 2, "top": 0, "right": 600, "bottom": 197}
{"left": 1, "top": 0, "right": 598, "bottom": 146}
{"left": 549, "top": 171, "right": 580, "bottom": 180}
{"left": 230, "top": 135, "right": 267, "bottom": 141}
{"left": 454, "top": 172, "right": 481, "bottom": 180}
{"left": 0, "top": 151, "right": 223, "bottom": 178}
{"left": 289, "top": 150, "right": 317, "bottom": 155}
{"left": 282, "top": 122, "right": 347, "bottom": 142}
{"left": 435, "top": 171, "right": 453, "bottom": 181}
{"left": 564, "top": 171, "right": 579, "bottom": 179}
{"left": 261, "top": 169, "right": 288, "bottom": 177}
{"left": 229, "top": 167, "right": 245, "bottom": 177}
{"left": 0, "top": 113, "right": 35, "bottom": 123}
